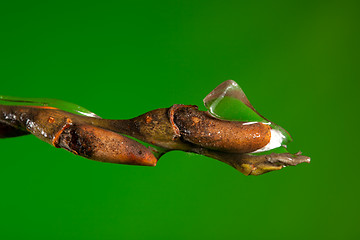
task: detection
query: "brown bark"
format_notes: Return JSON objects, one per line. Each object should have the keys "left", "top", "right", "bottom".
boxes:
{"left": 0, "top": 104, "right": 310, "bottom": 175}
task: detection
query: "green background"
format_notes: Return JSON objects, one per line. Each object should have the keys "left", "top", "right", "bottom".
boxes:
{"left": 1, "top": 1, "right": 359, "bottom": 239}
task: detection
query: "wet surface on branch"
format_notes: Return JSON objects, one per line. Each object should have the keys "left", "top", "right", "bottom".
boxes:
{"left": 0, "top": 103, "right": 309, "bottom": 176}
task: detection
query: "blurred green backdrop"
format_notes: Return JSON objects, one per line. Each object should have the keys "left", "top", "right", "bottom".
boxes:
{"left": 1, "top": 0, "right": 359, "bottom": 239}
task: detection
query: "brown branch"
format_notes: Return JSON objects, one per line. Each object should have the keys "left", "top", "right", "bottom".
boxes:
{"left": 0, "top": 104, "right": 310, "bottom": 175}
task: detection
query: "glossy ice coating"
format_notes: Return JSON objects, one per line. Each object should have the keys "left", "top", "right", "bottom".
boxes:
{"left": 172, "top": 105, "right": 271, "bottom": 153}
{"left": 203, "top": 80, "right": 292, "bottom": 153}
{"left": 0, "top": 80, "right": 310, "bottom": 176}
{"left": 0, "top": 95, "right": 100, "bottom": 118}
